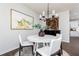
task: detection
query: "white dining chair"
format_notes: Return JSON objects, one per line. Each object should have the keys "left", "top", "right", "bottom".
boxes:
{"left": 18, "top": 34, "right": 34, "bottom": 56}
{"left": 36, "top": 34, "right": 62, "bottom": 56}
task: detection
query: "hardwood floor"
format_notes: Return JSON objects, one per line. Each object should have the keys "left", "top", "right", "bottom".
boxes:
{"left": 1, "top": 37, "right": 79, "bottom": 56}
{"left": 1, "top": 49, "right": 18, "bottom": 56}
{"left": 62, "top": 37, "right": 79, "bottom": 56}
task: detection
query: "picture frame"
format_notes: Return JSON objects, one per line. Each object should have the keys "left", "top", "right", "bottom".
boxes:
{"left": 10, "top": 9, "right": 34, "bottom": 30}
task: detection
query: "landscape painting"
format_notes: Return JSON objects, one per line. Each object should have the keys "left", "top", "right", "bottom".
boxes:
{"left": 11, "top": 9, "right": 33, "bottom": 30}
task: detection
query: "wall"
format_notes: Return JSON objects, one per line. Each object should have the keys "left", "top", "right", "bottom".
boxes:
{"left": 70, "top": 21, "right": 79, "bottom": 28}
{"left": 58, "top": 11, "right": 70, "bottom": 43}
{"left": 70, "top": 21, "right": 79, "bottom": 37}
{"left": 0, "top": 3, "right": 39, "bottom": 55}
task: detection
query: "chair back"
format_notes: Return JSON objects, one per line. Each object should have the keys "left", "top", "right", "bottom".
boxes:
{"left": 18, "top": 34, "right": 23, "bottom": 44}
{"left": 49, "top": 34, "right": 62, "bottom": 55}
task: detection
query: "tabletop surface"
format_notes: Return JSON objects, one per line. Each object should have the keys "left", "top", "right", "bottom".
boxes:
{"left": 27, "top": 34, "right": 60, "bottom": 43}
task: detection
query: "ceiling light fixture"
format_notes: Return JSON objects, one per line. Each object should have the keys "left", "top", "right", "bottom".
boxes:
{"left": 39, "top": 3, "right": 59, "bottom": 21}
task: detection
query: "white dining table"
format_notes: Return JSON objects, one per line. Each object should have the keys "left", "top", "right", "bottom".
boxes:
{"left": 27, "top": 34, "right": 60, "bottom": 55}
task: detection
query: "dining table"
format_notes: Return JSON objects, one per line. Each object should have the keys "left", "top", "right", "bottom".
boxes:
{"left": 27, "top": 34, "right": 61, "bottom": 55}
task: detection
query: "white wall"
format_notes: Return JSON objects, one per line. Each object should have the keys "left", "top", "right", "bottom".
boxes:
{"left": 59, "top": 11, "right": 70, "bottom": 43}
{"left": 0, "top": 3, "right": 39, "bottom": 55}
{"left": 70, "top": 21, "right": 79, "bottom": 28}
{"left": 70, "top": 21, "right": 79, "bottom": 37}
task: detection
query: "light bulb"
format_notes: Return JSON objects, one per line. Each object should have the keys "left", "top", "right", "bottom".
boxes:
{"left": 55, "top": 14, "right": 59, "bottom": 17}
{"left": 42, "top": 11, "right": 45, "bottom": 16}
{"left": 52, "top": 10, "right": 55, "bottom": 15}
{"left": 39, "top": 14, "right": 42, "bottom": 18}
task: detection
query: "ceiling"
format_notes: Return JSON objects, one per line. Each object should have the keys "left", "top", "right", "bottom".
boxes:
{"left": 24, "top": 3, "right": 79, "bottom": 20}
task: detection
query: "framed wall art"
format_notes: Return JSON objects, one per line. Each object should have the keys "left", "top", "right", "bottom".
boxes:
{"left": 10, "top": 9, "right": 34, "bottom": 30}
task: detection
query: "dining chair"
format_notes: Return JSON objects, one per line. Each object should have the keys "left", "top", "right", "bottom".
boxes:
{"left": 36, "top": 34, "right": 62, "bottom": 56}
{"left": 18, "top": 34, "right": 34, "bottom": 56}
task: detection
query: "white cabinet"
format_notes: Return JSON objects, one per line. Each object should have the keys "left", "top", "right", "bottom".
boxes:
{"left": 70, "top": 31, "right": 79, "bottom": 37}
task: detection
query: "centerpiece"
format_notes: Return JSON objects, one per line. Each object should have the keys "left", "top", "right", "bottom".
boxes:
{"left": 32, "top": 23, "right": 46, "bottom": 37}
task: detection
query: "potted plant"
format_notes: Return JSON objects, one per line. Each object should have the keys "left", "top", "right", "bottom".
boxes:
{"left": 32, "top": 24, "right": 46, "bottom": 37}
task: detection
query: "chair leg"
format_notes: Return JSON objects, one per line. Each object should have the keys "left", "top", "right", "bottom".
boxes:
{"left": 58, "top": 50, "right": 61, "bottom": 56}
{"left": 60, "top": 42, "right": 63, "bottom": 55}
{"left": 36, "top": 52, "right": 38, "bottom": 56}
{"left": 36, "top": 52, "right": 41, "bottom": 56}
{"left": 32, "top": 46, "right": 34, "bottom": 56}
{"left": 21, "top": 47, "right": 23, "bottom": 51}
{"left": 36, "top": 52, "right": 39, "bottom": 56}
{"left": 19, "top": 47, "right": 21, "bottom": 56}
{"left": 19, "top": 44, "right": 22, "bottom": 56}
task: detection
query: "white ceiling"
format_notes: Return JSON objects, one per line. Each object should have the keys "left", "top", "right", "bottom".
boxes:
{"left": 24, "top": 3, "right": 79, "bottom": 20}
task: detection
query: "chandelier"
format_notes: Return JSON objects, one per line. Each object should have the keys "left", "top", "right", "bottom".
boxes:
{"left": 39, "top": 3, "right": 59, "bottom": 21}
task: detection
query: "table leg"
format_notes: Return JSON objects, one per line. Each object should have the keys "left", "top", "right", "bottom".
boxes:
{"left": 43, "top": 43, "right": 45, "bottom": 47}
{"left": 33, "top": 43, "right": 38, "bottom": 56}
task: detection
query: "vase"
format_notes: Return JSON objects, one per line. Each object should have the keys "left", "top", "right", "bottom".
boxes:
{"left": 38, "top": 29, "right": 45, "bottom": 37}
